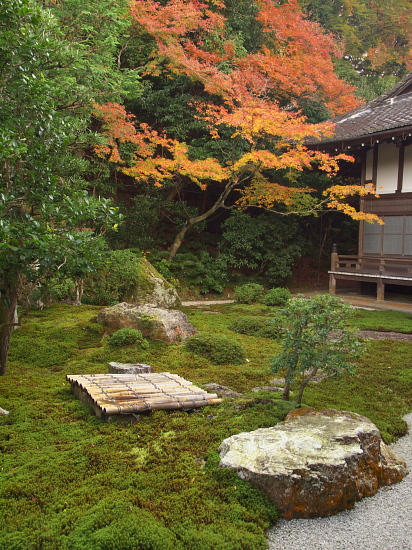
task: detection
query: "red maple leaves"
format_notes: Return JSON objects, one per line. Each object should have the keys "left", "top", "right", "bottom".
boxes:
{"left": 94, "top": 0, "right": 370, "bottom": 221}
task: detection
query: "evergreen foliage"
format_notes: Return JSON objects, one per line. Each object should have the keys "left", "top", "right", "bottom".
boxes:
{"left": 0, "top": 0, "right": 121, "bottom": 374}
{"left": 271, "top": 294, "right": 362, "bottom": 404}
{"left": 220, "top": 211, "right": 304, "bottom": 286}
{"left": 82, "top": 250, "right": 142, "bottom": 306}
{"left": 153, "top": 252, "right": 228, "bottom": 295}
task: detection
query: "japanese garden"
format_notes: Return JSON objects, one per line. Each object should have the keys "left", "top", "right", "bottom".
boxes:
{"left": 1, "top": 1, "right": 412, "bottom": 549}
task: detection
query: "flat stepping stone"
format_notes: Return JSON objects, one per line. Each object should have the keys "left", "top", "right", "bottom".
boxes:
{"left": 108, "top": 362, "right": 153, "bottom": 374}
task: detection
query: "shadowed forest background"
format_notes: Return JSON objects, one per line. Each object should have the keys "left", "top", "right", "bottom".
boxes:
{"left": 2, "top": 0, "right": 412, "bottom": 310}
{"left": 2, "top": 2, "right": 412, "bottom": 549}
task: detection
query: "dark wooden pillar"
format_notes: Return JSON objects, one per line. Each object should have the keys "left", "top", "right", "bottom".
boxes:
{"left": 377, "top": 279, "right": 385, "bottom": 301}
{"left": 329, "top": 244, "right": 338, "bottom": 295}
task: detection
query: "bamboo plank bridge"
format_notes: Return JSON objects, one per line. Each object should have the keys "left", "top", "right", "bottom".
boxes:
{"left": 66, "top": 372, "right": 221, "bottom": 421}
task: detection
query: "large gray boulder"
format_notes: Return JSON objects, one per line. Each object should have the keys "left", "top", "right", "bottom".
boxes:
{"left": 98, "top": 303, "right": 198, "bottom": 343}
{"left": 219, "top": 408, "right": 408, "bottom": 519}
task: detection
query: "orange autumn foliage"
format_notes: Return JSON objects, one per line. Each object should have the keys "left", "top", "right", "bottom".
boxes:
{"left": 94, "top": 102, "right": 226, "bottom": 186}
{"left": 94, "top": 0, "right": 372, "bottom": 229}
{"left": 131, "top": 0, "right": 360, "bottom": 115}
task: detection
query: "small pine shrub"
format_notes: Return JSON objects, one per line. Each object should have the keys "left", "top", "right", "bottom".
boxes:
{"left": 263, "top": 287, "right": 291, "bottom": 306}
{"left": 235, "top": 283, "right": 265, "bottom": 304}
{"left": 229, "top": 316, "right": 282, "bottom": 339}
{"left": 108, "top": 328, "right": 146, "bottom": 347}
{"left": 185, "top": 333, "right": 246, "bottom": 364}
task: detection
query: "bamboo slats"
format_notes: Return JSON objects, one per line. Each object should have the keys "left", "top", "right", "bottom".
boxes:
{"left": 66, "top": 372, "right": 221, "bottom": 418}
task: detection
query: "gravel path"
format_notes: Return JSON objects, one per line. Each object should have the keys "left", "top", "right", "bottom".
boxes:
{"left": 357, "top": 330, "right": 412, "bottom": 341}
{"left": 266, "top": 412, "right": 412, "bottom": 550}
{"left": 181, "top": 300, "right": 235, "bottom": 306}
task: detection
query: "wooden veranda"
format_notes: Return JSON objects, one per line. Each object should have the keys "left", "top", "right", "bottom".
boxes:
{"left": 329, "top": 247, "right": 412, "bottom": 301}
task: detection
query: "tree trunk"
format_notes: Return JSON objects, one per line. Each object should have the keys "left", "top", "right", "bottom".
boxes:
{"left": 282, "top": 376, "right": 292, "bottom": 401}
{"left": 167, "top": 180, "right": 236, "bottom": 261}
{"left": 296, "top": 366, "right": 319, "bottom": 405}
{"left": 167, "top": 221, "right": 195, "bottom": 262}
{"left": 0, "top": 283, "right": 18, "bottom": 376}
{"left": 282, "top": 341, "right": 302, "bottom": 402}
{"left": 73, "top": 278, "right": 84, "bottom": 305}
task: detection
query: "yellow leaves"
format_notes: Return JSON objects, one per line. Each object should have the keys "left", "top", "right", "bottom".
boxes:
{"left": 236, "top": 172, "right": 314, "bottom": 209}
{"left": 324, "top": 184, "right": 384, "bottom": 223}
{"left": 94, "top": 101, "right": 226, "bottom": 188}
{"left": 324, "top": 183, "right": 378, "bottom": 200}
{"left": 231, "top": 151, "right": 281, "bottom": 172}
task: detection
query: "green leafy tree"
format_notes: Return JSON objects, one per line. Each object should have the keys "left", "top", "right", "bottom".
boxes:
{"left": 271, "top": 294, "right": 362, "bottom": 405}
{"left": 220, "top": 210, "right": 304, "bottom": 285}
{"left": 42, "top": 0, "right": 142, "bottom": 103}
{"left": 0, "top": 0, "right": 120, "bottom": 375}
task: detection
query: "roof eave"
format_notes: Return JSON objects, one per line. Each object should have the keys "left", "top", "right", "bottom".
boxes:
{"left": 308, "top": 124, "right": 412, "bottom": 151}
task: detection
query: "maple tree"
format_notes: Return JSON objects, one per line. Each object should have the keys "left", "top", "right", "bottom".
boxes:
{"left": 94, "top": 0, "right": 377, "bottom": 259}
{"left": 300, "top": 0, "right": 412, "bottom": 100}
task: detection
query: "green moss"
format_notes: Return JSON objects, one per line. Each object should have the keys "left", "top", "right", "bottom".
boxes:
{"left": 185, "top": 333, "right": 247, "bottom": 365}
{"left": 131, "top": 258, "right": 157, "bottom": 294}
{"left": 108, "top": 328, "right": 146, "bottom": 347}
{"left": 0, "top": 303, "right": 411, "bottom": 549}
{"left": 228, "top": 316, "right": 282, "bottom": 339}
{"left": 349, "top": 309, "right": 412, "bottom": 333}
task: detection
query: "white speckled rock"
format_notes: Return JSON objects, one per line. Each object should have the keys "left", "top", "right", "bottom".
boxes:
{"left": 108, "top": 362, "right": 153, "bottom": 374}
{"left": 219, "top": 408, "right": 408, "bottom": 519}
{"left": 267, "top": 412, "right": 412, "bottom": 550}
{"left": 98, "top": 303, "right": 198, "bottom": 343}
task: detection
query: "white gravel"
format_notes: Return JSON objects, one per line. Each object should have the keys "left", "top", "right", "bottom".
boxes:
{"left": 267, "top": 413, "right": 412, "bottom": 550}
{"left": 181, "top": 300, "right": 235, "bottom": 306}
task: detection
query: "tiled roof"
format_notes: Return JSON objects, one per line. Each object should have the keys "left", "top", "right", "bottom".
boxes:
{"left": 313, "top": 73, "right": 412, "bottom": 144}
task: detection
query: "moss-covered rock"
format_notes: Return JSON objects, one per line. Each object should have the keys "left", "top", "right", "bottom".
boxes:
{"left": 121, "top": 258, "right": 180, "bottom": 308}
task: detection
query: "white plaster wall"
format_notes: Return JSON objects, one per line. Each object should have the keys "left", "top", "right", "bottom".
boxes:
{"left": 365, "top": 148, "right": 373, "bottom": 181}
{"left": 376, "top": 142, "right": 398, "bottom": 194}
{"left": 402, "top": 144, "right": 412, "bottom": 192}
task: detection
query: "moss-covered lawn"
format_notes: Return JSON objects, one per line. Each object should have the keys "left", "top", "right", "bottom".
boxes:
{"left": 0, "top": 303, "right": 411, "bottom": 550}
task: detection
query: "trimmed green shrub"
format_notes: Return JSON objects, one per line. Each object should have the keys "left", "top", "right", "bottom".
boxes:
{"left": 229, "top": 316, "right": 282, "bottom": 339}
{"left": 263, "top": 287, "right": 291, "bottom": 306}
{"left": 108, "top": 328, "right": 147, "bottom": 347}
{"left": 235, "top": 283, "right": 265, "bottom": 304}
{"left": 185, "top": 333, "right": 247, "bottom": 364}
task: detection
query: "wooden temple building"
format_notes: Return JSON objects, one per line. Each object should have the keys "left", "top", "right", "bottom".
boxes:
{"left": 310, "top": 73, "right": 412, "bottom": 301}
